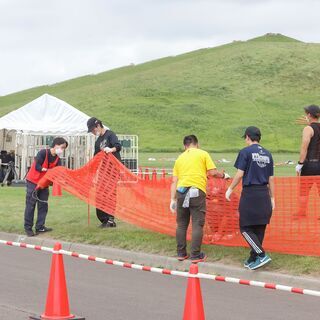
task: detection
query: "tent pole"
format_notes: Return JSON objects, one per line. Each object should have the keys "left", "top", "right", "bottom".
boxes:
{"left": 2, "top": 129, "right": 6, "bottom": 150}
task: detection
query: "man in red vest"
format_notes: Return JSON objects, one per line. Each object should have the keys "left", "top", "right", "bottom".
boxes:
{"left": 24, "top": 137, "right": 68, "bottom": 237}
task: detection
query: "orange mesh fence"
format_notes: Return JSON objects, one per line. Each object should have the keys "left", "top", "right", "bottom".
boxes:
{"left": 44, "top": 152, "right": 320, "bottom": 257}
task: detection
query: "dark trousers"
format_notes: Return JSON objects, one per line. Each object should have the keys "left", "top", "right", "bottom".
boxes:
{"left": 297, "top": 162, "right": 320, "bottom": 216}
{"left": 96, "top": 209, "right": 114, "bottom": 223}
{"left": 24, "top": 181, "right": 49, "bottom": 231}
{"left": 240, "top": 225, "right": 267, "bottom": 260}
{"left": 176, "top": 190, "right": 206, "bottom": 258}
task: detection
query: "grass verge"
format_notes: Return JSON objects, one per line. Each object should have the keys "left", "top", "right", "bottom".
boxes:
{"left": 0, "top": 186, "right": 319, "bottom": 277}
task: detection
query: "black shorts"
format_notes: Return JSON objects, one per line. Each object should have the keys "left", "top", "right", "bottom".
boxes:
{"left": 301, "top": 161, "right": 320, "bottom": 176}
{"left": 239, "top": 185, "right": 272, "bottom": 227}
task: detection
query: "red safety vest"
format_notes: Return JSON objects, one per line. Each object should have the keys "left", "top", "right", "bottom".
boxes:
{"left": 26, "top": 149, "right": 60, "bottom": 184}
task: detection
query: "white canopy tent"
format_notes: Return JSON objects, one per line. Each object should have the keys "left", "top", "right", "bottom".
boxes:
{"left": 0, "top": 94, "right": 96, "bottom": 179}
{"left": 0, "top": 93, "right": 97, "bottom": 135}
{"left": 0, "top": 93, "right": 138, "bottom": 180}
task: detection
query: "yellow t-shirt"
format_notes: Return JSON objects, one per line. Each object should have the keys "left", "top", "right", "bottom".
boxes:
{"left": 173, "top": 148, "right": 216, "bottom": 193}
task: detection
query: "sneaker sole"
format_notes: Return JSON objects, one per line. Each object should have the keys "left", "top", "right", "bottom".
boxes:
{"left": 249, "top": 257, "right": 272, "bottom": 270}
{"left": 177, "top": 255, "right": 189, "bottom": 261}
{"left": 191, "top": 255, "right": 207, "bottom": 264}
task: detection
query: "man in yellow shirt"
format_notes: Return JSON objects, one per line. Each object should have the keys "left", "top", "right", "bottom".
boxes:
{"left": 170, "top": 135, "right": 229, "bottom": 263}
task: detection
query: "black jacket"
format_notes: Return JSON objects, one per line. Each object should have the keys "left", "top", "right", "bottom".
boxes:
{"left": 94, "top": 130, "right": 122, "bottom": 161}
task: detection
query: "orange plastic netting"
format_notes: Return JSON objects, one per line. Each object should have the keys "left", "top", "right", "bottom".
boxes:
{"left": 44, "top": 152, "right": 320, "bottom": 257}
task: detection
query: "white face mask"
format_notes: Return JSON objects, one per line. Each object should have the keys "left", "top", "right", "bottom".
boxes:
{"left": 55, "top": 147, "right": 63, "bottom": 156}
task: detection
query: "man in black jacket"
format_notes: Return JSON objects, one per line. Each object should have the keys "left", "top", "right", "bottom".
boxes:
{"left": 87, "top": 117, "right": 122, "bottom": 227}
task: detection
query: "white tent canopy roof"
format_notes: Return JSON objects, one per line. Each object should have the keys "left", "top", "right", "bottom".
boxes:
{"left": 0, "top": 93, "right": 98, "bottom": 135}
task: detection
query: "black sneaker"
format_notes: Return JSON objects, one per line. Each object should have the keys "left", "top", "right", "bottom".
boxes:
{"left": 25, "top": 229, "right": 35, "bottom": 237}
{"left": 36, "top": 226, "right": 53, "bottom": 234}
{"left": 99, "top": 220, "right": 117, "bottom": 228}
{"left": 106, "top": 220, "right": 116, "bottom": 227}
{"left": 177, "top": 254, "right": 189, "bottom": 261}
{"left": 190, "top": 252, "right": 207, "bottom": 263}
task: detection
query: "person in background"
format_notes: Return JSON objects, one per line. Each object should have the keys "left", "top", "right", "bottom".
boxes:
{"left": 295, "top": 105, "right": 320, "bottom": 218}
{"left": 87, "top": 117, "right": 122, "bottom": 228}
{"left": 225, "top": 126, "right": 274, "bottom": 270}
{"left": 8, "top": 150, "right": 15, "bottom": 163}
{"left": 170, "top": 135, "right": 230, "bottom": 263}
{"left": 24, "top": 137, "right": 68, "bottom": 237}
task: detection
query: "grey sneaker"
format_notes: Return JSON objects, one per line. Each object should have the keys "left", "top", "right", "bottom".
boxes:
{"left": 248, "top": 254, "right": 272, "bottom": 270}
{"left": 244, "top": 257, "right": 256, "bottom": 268}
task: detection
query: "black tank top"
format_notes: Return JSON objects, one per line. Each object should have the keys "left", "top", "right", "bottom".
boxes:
{"left": 306, "top": 123, "right": 320, "bottom": 161}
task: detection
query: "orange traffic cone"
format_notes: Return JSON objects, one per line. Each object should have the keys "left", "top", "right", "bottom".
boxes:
{"left": 52, "top": 183, "right": 62, "bottom": 196}
{"left": 161, "top": 168, "right": 166, "bottom": 179}
{"left": 144, "top": 168, "right": 150, "bottom": 180}
{"left": 183, "top": 264, "right": 205, "bottom": 320}
{"left": 152, "top": 169, "right": 157, "bottom": 181}
{"left": 30, "top": 242, "right": 85, "bottom": 319}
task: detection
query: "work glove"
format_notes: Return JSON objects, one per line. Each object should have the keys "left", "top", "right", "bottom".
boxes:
{"left": 271, "top": 197, "right": 275, "bottom": 210}
{"left": 170, "top": 199, "right": 177, "bottom": 214}
{"left": 223, "top": 173, "right": 231, "bottom": 179}
{"left": 295, "top": 163, "right": 303, "bottom": 174}
{"left": 104, "top": 147, "right": 113, "bottom": 153}
{"left": 225, "top": 187, "right": 233, "bottom": 201}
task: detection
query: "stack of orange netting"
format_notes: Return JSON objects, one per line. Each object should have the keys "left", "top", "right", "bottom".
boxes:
{"left": 45, "top": 152, "right": 320, "bottom": 256}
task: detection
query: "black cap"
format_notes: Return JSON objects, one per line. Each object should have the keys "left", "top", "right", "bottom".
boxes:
{"left": 242, "top": 126, "right": 261, "bottom": 139}
{"left": 87, "top": 117, "right": 99, "bottom": 133}
{"left": 304, "top": 105, "right": 320, "bottom": 118}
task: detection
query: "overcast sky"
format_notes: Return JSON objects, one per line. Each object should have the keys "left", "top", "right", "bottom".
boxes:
{"left": 0, "top": 0, "right": 319, "bottom": 96}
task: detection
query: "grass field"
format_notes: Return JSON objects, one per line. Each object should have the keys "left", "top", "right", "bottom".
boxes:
{"left": 1, "top": 33, "right": 319, "bottom": 276}
{"left": 0, "top": 183, "right": 319, "bottom": 277}
{"left": 139, "top": 152, "right": 299, "bottom": 177}
{"left": 1, "top": 33, "right": 320, "bottom": 152}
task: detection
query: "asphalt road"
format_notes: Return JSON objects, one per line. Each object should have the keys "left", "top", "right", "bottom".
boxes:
{"left": 0, "top": 245, "right": 319, "bottom": 320}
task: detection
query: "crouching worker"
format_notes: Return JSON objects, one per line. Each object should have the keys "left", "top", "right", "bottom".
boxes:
{"left": 170, "top": 135, "right": 230, "bottom": 263}
{"left": 225, "top": 126, "right": 274, "bottom": 270}
{"left": 24, "top": 137, "right": 68, "bottom": 237}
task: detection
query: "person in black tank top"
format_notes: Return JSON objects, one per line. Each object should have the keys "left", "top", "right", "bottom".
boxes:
{"left": 295, "top": 105, "right": 320, "bottom": 218}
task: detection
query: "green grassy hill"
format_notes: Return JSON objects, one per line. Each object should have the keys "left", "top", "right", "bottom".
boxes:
{"left": 1, "top": 33, "right": 320, "bottom": 152}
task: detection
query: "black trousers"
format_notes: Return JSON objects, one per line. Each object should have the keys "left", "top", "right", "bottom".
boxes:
{"left": 96, "top": 209, "right": 114, "bottom": 223}
{"left": 240, "top": 225, "right": 267, "bottom": 260}
{"left": 24, "top": 181, "right": 49, "bottom": 231}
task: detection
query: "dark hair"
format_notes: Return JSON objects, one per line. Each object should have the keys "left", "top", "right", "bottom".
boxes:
{"left": 51, "top": 137, "right": 68, "bottom": 148}
{"left": 95, "top": 119, "right": 103, "bottom": 127}
{"left": 248, "top": 134, "right": 261, "bottom": 143}
{"left": 304, "top": 105, "right": 320, "bottom": 119}
{"left": 183, "top": 135, "right": 198, "bottom": 146}
{"left": 242, "top": 126, "right": 261, "bottom": 142}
